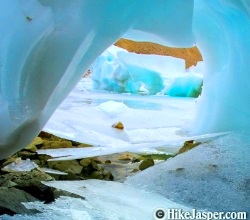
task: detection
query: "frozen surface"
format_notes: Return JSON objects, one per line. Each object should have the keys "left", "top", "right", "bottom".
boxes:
{"left": 37, "top": 132, "right": 230, "bottom": 161}
{"left": 2, "top": 180, "right": 189, "bottom": 220}
{"left": 43, "top": 79, "right": 197, "bottom": 149}
{"left": 1, "top": 0, "right": 250, "bottom": 158}
{"left": 0, "top": 0, "right": 194, "bottom": 159}
{"left": 126, "top": 132, "right": 250, "bottom": 212}
{"left": 42, "top": 79, "right": 233, "bottom": 159}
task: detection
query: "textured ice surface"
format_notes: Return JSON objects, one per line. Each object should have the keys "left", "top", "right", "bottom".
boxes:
{"left": 126, "top": 132, "right": 250, "bottom": 212}
{"left": 44, "top": 180, "right": 189, "bottom": 219}
{"left": 2, "top": 180, "right": 190, "bottom": 219}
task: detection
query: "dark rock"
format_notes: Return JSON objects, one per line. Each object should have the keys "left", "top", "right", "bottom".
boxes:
{"left": 0, "top": 170, "right": 54, "bottom": 188}
{"left": 17, "top": 150, "right": 37, "bottom": 160}
{"left": 105, "top": 160, "right": 111, "bottom": 164}
{"left": 60, "top": 172, "right": 82, "bottom": 181}
{"left": 48, "top": 160, "right": 83, "bottom": 175}
{"left": 90, "top": 171, "right": 104, "bottom": 179}
{"left": 24, "top": 137, "right": 43, "bottom": 152}
{"left": 136, "top": 154, "right": 173, "bottom": 161}
{"left": 0, "top": 206, "right": 16, "bottom": 216}
{"left": 112, "top": 121, "right": 124, "bottom": 129}
{"left": 79, "top": 158, "right": 91, "bottom": 167}
{"left": 80, "top": 159, "right": 99, "bottom": 176}
{"left": 130, "top": 168, "right": 139, "bottom": 173}
{"left": 139, "top": 159, "right": 154, "bottom": 171}
{"left": 38, "top": 131, "right": 51, "bottom": 139}
{"left": 178, "top": 140, "right": 200, "bottom": 154}
{"left": 77, "top": 143, "right": 92, "bottom": 148}
{"left": 53, "top": 189, "right": 85, "bottom": 200}
{"left": 103, "top": 171, "right": 114, "bottom": 181}
{"left": 41, "top": 140, "right": 73, "bottom": 149}
{"left": 0, "top": 187, "right": 38, "bottom": 214}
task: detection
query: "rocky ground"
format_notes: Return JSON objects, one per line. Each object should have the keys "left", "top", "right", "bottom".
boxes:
{"left": 0, "top": 131, "right": 198, "bottom": 216}
{"left": 115, "top": 38, "right": 202, "bottom": 68}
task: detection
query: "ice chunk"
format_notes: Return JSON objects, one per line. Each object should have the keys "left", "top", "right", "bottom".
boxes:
{"left": 2, "top": 159, "right": 38, "bottom": 172}
{"left": 40, "top": 167, "right": 68, "bottom": 175}
{"left": 165, "top": 73, "right": 203, "bottom": 97}
{"left": 98, "top": 100, "right": 129, "bottom": 117}
{"left": 126, "top": 132, "right": 250, "bottom": 212}
{"left": 91, "top": 45, "right": 187, "bottom": 95}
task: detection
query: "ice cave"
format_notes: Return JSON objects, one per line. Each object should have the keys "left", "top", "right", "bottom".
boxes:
{"left": 0, "top": 0, "right": 249, "bottom": 219}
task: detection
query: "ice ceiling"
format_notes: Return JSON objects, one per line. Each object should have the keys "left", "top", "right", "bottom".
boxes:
{"left": 0, "top": 0, "right": 250, "bottom": 159}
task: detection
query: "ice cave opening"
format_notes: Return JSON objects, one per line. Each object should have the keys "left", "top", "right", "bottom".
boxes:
{"left": 0, "top": 1, "right": 249, "bottom": 218}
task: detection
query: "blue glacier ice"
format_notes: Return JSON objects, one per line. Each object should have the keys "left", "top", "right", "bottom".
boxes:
{"left": 0, "top": 0, "right": 250, "bottom": 218}
{"left": 3, "top": 0, "right": 250, "bottom": 158}
{"left": 0, "top": 0, "right": 194, "bottom": 159}
{"left": 91, "top": 45, "right": 191, "bottom": 95}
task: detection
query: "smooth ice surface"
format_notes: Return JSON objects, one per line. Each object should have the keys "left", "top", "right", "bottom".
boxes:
{"left": 41, "top": 78, "right": 200, "bottom": 156}
{"left": 0, "top": 0, "right": 194, "bottom": 159}
{"left": 41, "top": 79, "right": 233, "bottom": 160}
{"left": 1, "top": 159, "right": 38, "bottom": 172}
{"left": 40, "top": 167, "right": 67, "bottom": 175}
{"left": 126, "top": 132, "right": 250, "bottom": 212}
{"left": 191, "top": 0, "right": 250, "bottom": 134}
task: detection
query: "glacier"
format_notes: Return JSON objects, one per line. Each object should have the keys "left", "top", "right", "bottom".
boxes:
{"left": 91, "top": 45, "right": 203, "bottom": 96}
{"left": 1, "top": 0, "right": 249, "bottom": 158}
{"left": 91, "top": 45, "right": 193, "bottom": 95}
{"left": 0, "top": 0, "right": 194, "bottom": 159}
{"left": 1, "top": 0, "right": 250, "bottom": 218}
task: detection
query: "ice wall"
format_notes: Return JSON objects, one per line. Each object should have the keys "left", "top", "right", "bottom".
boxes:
{"left": 1, "top": 0, "right": 250, "bottom": 158}
{"left": 0, "top": 0, "right": 194, "bottom": 159}
{"left": 191, "top": 0, "right": 250, "bottom": 134}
